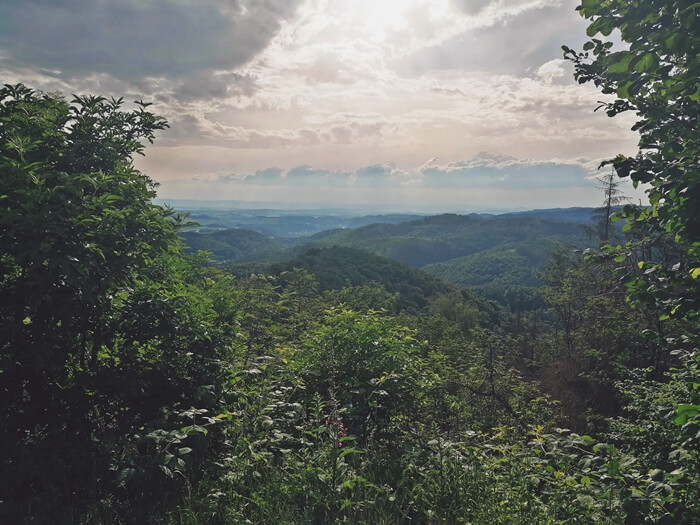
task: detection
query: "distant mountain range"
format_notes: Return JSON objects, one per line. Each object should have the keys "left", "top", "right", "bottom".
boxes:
{"left": 178, "top": 207, "right": 598, "bottom": 302}
{"left": 309, "top": 213, "right": 589, "bottom": 267}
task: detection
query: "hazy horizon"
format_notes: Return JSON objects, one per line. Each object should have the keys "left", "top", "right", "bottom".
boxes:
{"left": 154, "top": 197, "right": 612, "bottom": 217}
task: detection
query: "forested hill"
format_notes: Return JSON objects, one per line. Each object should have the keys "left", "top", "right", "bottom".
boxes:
{"left": 180, "top": 228, "right": 286, "bottom": 261}
{"left": 310, "top": 212, "right": 590, "bottom": 268}
{"left": 180, "top": 210, "right": 597, "bottom": 302}
{"left": 189, "top": 210, "right": 597, "bottom": 307}
{"left": 269, "top": 246, "right": 460, "bottom": 313}
{"left": 496, "top": 207, "right": 599, "bottom": 223}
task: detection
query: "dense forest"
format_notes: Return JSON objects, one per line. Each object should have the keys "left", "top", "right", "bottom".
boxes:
{"left": 2, "top": 1, "right": 699, "bottom": 523}
{"left": 181, "top": 214, "right": 587, "bottom": 312}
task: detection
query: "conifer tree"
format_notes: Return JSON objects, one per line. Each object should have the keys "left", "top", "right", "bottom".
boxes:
{"left": 591, "top": 167, "right": 628, "bottom": 242}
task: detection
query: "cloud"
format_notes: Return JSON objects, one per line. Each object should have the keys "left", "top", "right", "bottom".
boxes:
{"left": 0, "top": 0, "right": 303, "bottom": 82}
{"left": 204, "top": 153, "right": 598, "bottom": 192}
{"left": 324, "top": 121, "right": 388, "bottom": 144}
{"left": 536, "top": 58, "right": 569, "bottom": 84}
{"left": 155, "top": 108, "right": 392, "bottom": 150}
{"left": 207, "top": 163, "right": 401, "bottom": 189}
{"left": 294, "top": 53, "right": 362, "bottom": 85}
{"left": 450, "top": 0, "right": 493, "bottom": 15}
{"left": 451, "top": 0, "right": 561, "bottom": 17}
{"left": 240, "top": 167, "right": 284, "bottom": 185}
{"left": 168, "top": 72, "right": 258, "bottom": 102}
{"left": 219, "top": 165, "right": 350, "bottom": 187}
{"left": 286, "top": 165, "right": 348, "bottom": 186}
{"left": 397, "top": 0, "right": 586, "bottom": 77}
{"left": 178, "top": 122, "right": 321, "bottom": 149}
{"left": 421, "top": 152, "right": 596, "bottom": 189}
{"left": 1, "top": 0, "right": 640, "bottom": 211}
{"left": 152, "top": 150, "right": 644, "bottom": 210}
{"left": 353, "top": 163, "right": 410, "bottom": 187}
{"left": 232, "top": 163, "right": 413, "bottom": 189}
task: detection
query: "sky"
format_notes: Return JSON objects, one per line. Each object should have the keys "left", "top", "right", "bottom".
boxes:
{"left": 0, "top": 0, "right": 643, "bottom": 212}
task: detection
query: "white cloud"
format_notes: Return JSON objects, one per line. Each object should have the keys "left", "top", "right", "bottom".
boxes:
{"left": 1, "top": 0, "right": 642, "bottom": 209}
{"left": 421, "top": 152, "right": 595, "bottom": 188}
{"left": 181, "top": 153, "right": 598, "bottom": 190}
{"left": 537, "top": 59, "right": 568, "bottom": 84}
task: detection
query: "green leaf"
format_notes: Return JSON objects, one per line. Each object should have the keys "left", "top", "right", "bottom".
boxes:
{"left": 581, "top": 435, "right": 596, "bottom": 446}
{"left": 587, "top": 17, "right": 613, "bottom": 37}
{"left": 339, "top": 447, "right": 364, "bottom": 458}
{"left": 102, "top": 194, "right": 122, "bottom": 204}
{"left": 606, "top": 52, "right": 636, "bottom": 73}
{"left": 675, "top": 404, "right": 700, "bottom": 420}
{"left": 634, "top": 53, "right": 658, "bottom": 73}
{"left": 664, "top": 33, "right": 683, "bottom": 51}
{"left": 680, "top": 2, "right": 700, "bottom": 14}
{"left": 116, "top": 467, "right": 136, "bottom": 487}
{"left": 616, "top": 81, "right": 633, "bottom": 98}
{"left": 673, "top": 413, "right": 687, "bottom": 425}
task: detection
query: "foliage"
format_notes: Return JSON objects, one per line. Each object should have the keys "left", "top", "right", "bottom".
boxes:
{"left": 424, "top": 245, "right": 536, "bottom": 287}
{"left": 562, "top": 1, "right": 700, "bottom": 522}
{"left": 563, "top": 0, "right": 700, "bottom": 321}
{"left": 0, "top": 84, "right": 231, "bottom": 522}
{"left": 610, "top": 352, "right": 700, "bottom": 523}
{"left": 272, "top": 246, "right": 455, "bottom": 312}
{"left": 4, "top": 9, "right": 700, "bottom": 517}
{"left": 538, "top": 249, "right": 664, "bottom": 431}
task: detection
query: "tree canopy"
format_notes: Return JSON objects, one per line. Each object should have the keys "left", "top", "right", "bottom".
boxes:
{"left": 564, "top": 2, "right": 700, "bottom": 521}
{"left": 0, "top": 84, "right": 230, "bottom": 522}
{"left": 563, "top": 0, "right": 700, "bottom": 319}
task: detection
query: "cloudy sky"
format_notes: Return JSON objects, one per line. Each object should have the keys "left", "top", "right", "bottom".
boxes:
{"left": 0, "top": 0, "right": 642, "bottom": 211}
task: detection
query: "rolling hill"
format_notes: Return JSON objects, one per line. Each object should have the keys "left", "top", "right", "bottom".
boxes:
{"left": 311, "top": 213, "right": 590, "bottom": 268}
{"left": 180, "top": 228, "right": 285, "bottom": 262}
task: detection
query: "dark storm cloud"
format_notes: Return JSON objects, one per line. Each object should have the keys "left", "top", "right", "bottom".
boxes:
{"left": 169, "top": 71, "right": 258, "bottom": 102}
{"left": 0, "top": 0, "right": 303, "bottom": 81}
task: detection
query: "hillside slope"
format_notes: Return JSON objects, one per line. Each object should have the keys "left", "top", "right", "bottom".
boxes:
{"left": 271, "top": 246, "right": 452, "bottom": 311}
{"left": 312, "top": 213, "right": 590, "bottom": 268}
{"left": 180, "top": 228, "right": 284, "bottom": 261}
